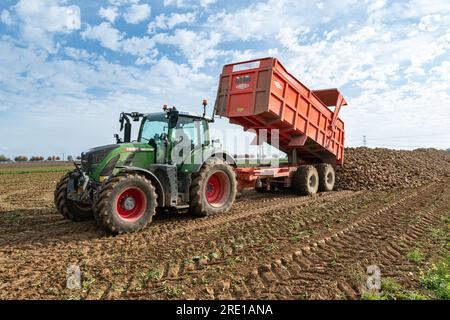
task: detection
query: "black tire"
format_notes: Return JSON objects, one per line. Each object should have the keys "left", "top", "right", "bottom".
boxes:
{"left": 92, "top": 192, "right": 108, "bottom": 231}
{"left": 94, "top": 172, "right": 157, "bottom": 234}
{"left": 54, "top": 171, "right": 93, "bottom": 221}
{"left": 317, "top": 163, "right": 335, "bottom": 192}
{"left": 189, "top": 159, "right": 237, "bottom": 217}
{"left": 293, "top": 165, "right": 319, "bottom": 196}
{"left": 255, "top": 187, "right": 268, "bottom": 193}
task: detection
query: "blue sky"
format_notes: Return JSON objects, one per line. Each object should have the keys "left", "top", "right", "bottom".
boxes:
{"left": 0, "top": 0, "right": 449, "bottom": 158}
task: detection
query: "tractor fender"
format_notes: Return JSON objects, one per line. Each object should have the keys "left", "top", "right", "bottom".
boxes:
{"left": 116, "top": 166, "right": 165, "bottom": 207}
{"left": 190, "top": 150, "right": 237, "bottom": 173}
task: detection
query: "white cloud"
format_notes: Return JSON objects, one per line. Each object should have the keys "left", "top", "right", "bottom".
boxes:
{"left": 15, "top": 0, "right": 80, "bottom": 32}
{"left": 1, "top": 9, "right": 14, "bottom": 26}
{"left": 200, "top": 0, "right": 216, "bottom": 8}
{"left": 81, "top": 22, "right": 123, "bottom": 51}
{"left": 99, "top": 6, "right": 119, "bottom": 24}
{"left": 121, "top": 36, "right": 158, "bottom": 63}
{"left": 163, "top": 0, "right": 213, "bottom": 9}
{"left": 402, "top": 0, "right": 450, "bottom": 18}
{"left": 154, "top": 29, "right": 222, "bottom": 70}
{"left": 108, "top": 0, "right": 139, "bottom": 5}
{"left": 147, "top": 12, "right": 196, "bottom": 32}
{"left": 163, "top": 0, "right": 185, "bottom": 7}
{"left": 13, "top": 0, "right": 81, "bottom": 52}
{"left": 207, "top": 0, "right": 362, "bottom": 42}
{"left": 81, "top": 23, "right": 158, "bottom": 64}
{"left": 64, "top": 47, "right": 97, "bottom": 61}
{"left": 418, "top": 14, "right": 441, "bottom": 32}
{"left": 124, "top": 3, "right": 151, "bottom": 24}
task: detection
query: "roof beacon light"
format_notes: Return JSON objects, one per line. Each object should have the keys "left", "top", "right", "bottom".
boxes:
{"left": 202, "top": 99, "right": 208, "bottom": 117}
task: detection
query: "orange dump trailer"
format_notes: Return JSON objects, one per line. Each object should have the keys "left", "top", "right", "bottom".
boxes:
{"left": 215, "top": 57, "right": 347, "bottom": 166}
{"left": 214, "top": 58, "right": 348, "bottom": 193}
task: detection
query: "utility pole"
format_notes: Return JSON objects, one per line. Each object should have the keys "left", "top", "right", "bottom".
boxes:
{"left": 363, "top": 135, "right": 367, "bottom": 147}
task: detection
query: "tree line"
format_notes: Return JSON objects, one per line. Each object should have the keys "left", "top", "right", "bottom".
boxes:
{"left": 0, "top": 155, "right": 81, "bottom": 162}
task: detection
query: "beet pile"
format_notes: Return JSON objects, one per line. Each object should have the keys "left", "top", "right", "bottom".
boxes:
{"left": 335, "top": 147, "right": 450, "bottom": 191}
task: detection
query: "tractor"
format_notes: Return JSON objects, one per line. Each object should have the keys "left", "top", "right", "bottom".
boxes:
{"left": 54, "top": 101, "right": 237, "bottom": 234}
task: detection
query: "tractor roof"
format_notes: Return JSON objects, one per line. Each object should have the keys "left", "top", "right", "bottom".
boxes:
{"left": 144, "top": 111, "right": 211, "bottom": 121}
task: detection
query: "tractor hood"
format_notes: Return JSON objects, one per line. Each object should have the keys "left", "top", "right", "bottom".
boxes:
{"left": 81, "top": 142, "right": 154, "bottom": 182}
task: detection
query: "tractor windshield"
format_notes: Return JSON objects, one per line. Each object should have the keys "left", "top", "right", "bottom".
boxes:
{"left": 139, "top": 114, "right": 169, "bottom": 142}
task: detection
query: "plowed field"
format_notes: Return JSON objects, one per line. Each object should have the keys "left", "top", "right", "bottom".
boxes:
{"left": 0, "top": 168, "right": 448, "bottom": 299}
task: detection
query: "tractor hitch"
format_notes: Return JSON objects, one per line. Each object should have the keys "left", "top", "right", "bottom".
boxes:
{"left": 67, "top": 170, "right": 92, "bottom": 204}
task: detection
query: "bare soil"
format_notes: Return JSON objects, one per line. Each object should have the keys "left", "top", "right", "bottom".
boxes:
{"left": 0, "top": 151, "right": 449, "bottom": 299}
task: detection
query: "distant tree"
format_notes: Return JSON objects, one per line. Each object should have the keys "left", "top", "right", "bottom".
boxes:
{"left": 0, "top": 154, "right": 10, "bottom": 162}
{"left": 56, "top": 156, "right": 61, "bottom": 161}
{"left": 76, "top": 156, "right": 81, "bottom": 160}
{"left": 14, "top": 156, "right": 28, "bottom": 162}
{"left": 30, "top": 156, "right": 44, "bottom": 161}
{"left": 67, "top": 155, "right": 73, "bottom": 161}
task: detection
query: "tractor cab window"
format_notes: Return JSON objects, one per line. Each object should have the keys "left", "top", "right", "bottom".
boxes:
{"left": 171, "top": 116, "right": 202, "bottom": 150}
{"left": 139, "top": 115, "right": 168, "bottom": 143}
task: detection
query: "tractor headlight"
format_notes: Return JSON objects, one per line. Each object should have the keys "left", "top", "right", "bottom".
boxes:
{"left": 84, "top": 145, "right": 118, "bottom": 165}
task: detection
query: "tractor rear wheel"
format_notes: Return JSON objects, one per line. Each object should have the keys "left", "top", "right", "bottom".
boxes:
{"left": 293, "top": 165, "right": 319, "bottom": 196}
{"left": 54, "top": 171, "right": 93, "bottom": 221}
{"left": 317, "top": 163, "right": 335, "bottom": 191}
{"left": 189, "top": 159, "right": 237, "bottom": 217}
{"left": 94, "top": 172, "right": 157, "bottom": 234}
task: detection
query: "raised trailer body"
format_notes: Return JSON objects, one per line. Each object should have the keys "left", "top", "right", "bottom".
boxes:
{"left": 214, "top": 58, "right": 347, "bottom": 191}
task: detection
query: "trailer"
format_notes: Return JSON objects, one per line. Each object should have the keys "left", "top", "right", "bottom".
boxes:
{"left": 214, "top": 57, "right": 347, "bottom": 194}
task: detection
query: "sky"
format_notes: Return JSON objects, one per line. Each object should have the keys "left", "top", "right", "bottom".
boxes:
{"left": 0, "top": 0, "right": 449, "bottom": 159}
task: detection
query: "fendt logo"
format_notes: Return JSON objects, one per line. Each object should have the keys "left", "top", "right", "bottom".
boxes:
{"left": 236, "top": 83, "right": 250, "bottom": 89}
{"left": 235, "top": 75, "right": 251, "bottom": 89}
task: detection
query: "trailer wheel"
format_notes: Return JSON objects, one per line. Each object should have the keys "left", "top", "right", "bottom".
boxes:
{"left": 317, "top": 163, "right": 335, "bottom": 191}
{"left": 189, "top": 159, "right": 237, "bottom": 217}
{"left": 54, "top": 171, "right": 93, "bottom": 221}
{"left": 293, "top": 165, "right": 319, "bottom": 196}
{"left": 94, "top": 172, "right": 157, "bottom": 234}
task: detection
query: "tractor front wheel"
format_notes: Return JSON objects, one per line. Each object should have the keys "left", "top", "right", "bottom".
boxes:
{"left": 94, "top": 172, "right": 157, "bottom": 234}
{"left": 54, "top": 171, "right": 93, "bottom": 221}
{"left": 189, "top": 159, "right": 237, "bottom": 217}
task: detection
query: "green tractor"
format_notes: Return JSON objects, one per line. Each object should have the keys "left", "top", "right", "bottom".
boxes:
{"left": 54, "top": 102, "right": 237, "bottom": 234}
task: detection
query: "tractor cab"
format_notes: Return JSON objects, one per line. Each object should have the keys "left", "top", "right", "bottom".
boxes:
{"left": 138, "top": 108, "right": 211, "bottom": 166}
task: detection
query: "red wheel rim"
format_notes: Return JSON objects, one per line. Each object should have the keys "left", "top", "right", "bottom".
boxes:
{"left": 205, "top": 172, "right": 230, "bottom": 207}
{"left": 116, "top": 187, "right": 147, "bottom": 221}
